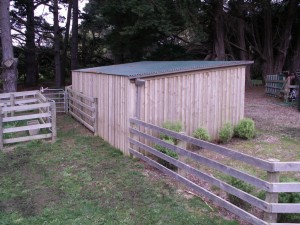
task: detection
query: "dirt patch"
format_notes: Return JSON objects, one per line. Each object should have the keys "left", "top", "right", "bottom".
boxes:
{"left": 245, "top": 87, "right": 300, "bottom": 136}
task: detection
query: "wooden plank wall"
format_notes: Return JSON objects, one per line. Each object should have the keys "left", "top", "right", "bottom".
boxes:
{"left": 139, "top": 66, "right": 246, "bottom": 139}
{"left": 72, "top": 65, "right": 246, "bottom": 154}
{"left": 72, "top": 72, "right": 134, "bottom": 154}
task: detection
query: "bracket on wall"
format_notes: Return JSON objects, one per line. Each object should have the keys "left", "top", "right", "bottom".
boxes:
{"left": 135, "top": 79, "right": 145, "bottom": 119}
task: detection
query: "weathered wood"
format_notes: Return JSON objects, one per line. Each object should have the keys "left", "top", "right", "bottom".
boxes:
{"left": 3, "top": 113, "right": 51, "bottom": 123}
{"left": 129, "top": 138, "right": 270, "bottom": 212}
{"left": 130, "top": 118, "right": 273, "bottom": 171}
{"left": 129, "top": 148, "right": 268, "bottom": 225}
{"left": 68, "top": 95, "right": 95, "bottom": 112}
{"left": 68, "top": 103, "right": 95, "bottom": 122}
{"left": 2, "top": 102, "right": 50, "bottom": 113}
{"left": 271, "top": 182, "right": 300, "bottom": 192}
{"left": 270, "top": 203, "right": 300, "bottom": 213}
{"left": 10, "top": 94, "right": 15, "bottom": 116}
{"left": 264, "top": 159, "right": 280, "bottom": 223}
{"left": 4, "top": 133, "right": 52, "bottom": 144}
{"left": 36, "top": 91, "right": 47, "bottom": 102}
{"left": 177, "top": 132, "right": 187, "bottom": 177}
{"left": 3, "top": 123, "right": 51, "bottom": 133}
{"left": 93, "top": 97, "right": 98, "bottom": 136}
{"left": 272, "top": 162, "right": 300, "bottom": 172}
{"left": 129, "top": 127, "right": 271, "bottom": 191}
{"left": 50, "top": 101, "right": 57, "bottom": 142}
{"left": 0, "top": 90, "right": 37, "bottom": 99}
{"left": 69, "top": 110, "right": 94, "bottom": 132}
{"left": 67, "top": 87, "right": 94, "bottom": 102}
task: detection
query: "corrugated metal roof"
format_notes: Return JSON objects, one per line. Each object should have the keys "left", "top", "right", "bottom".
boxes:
{"left": 74, "top": 61, "right": 253, "bottom": 78}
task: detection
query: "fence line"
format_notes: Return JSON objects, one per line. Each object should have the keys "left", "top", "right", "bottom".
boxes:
{"left": 66, "top": 86, "right": 98, "bottom": 134}
{"left": 129, "top": 117, "right": 300, "bottom": 224}
{"left": 0, "top": 91, "right": 56, "bottom": 148}
{"left": 40, "top": 87, "right": 67, "bottom": 113}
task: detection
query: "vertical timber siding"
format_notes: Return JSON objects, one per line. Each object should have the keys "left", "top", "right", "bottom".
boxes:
{"left": 72, "top": 65, "right": 246, "bottom": 154}
{"left": 139, "top": 66, "right": 245, "bottom": 139}
{"left": 72, "top": 72, "right": 135, "bottom": 154}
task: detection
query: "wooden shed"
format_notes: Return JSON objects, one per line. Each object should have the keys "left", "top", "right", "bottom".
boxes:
{"left": 72, "top": 61, "right": 252, "bottom": 154}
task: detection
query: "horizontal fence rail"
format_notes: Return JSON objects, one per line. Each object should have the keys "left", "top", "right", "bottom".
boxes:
{"left": 0, "top": 91, "right": 57, "bottom": 148}
{"left": 66, "top": 86, "right": 98, "bottom": 134}
{"left": 129, "top": 118, "right": 300, "bottom": 225}
{"left": 40, "top": 87, "right": 67, "bottom": 113}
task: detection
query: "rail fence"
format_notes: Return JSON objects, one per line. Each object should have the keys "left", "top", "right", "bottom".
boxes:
{"left": 66, "top": 86, "right": 98, "bottom": 134}
{"left": 129, "top": 118, "right": 300, "bottom": 225}
{"left": 40, "top": 87, "right": 67, "bottom": 113}
{"left": 0, "top": 91, "right": 56, "bottom": 148}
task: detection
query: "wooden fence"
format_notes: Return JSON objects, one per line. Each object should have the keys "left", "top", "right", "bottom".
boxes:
{"left": 129, "top": 118, "right": 300, "bottom": 225}
{"left": 0, "top": 91, "right": 56, "bottom": 148}
{"left": 265, "top": 74, "right": 285, "bottom": 97}
{"left": 265, "top": 75, "right": 299, "bottom": 101}
{"left": 66, "top": 86, "right": 98, "bottom": 134}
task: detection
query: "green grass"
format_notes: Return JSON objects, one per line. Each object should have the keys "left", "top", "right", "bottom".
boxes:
{"left": 0, "top": 115, "right": 237, "bottom": 225}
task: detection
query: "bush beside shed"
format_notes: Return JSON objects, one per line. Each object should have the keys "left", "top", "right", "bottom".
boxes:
{"left": 72, "top": 61, "right": 252, "bottom": 154}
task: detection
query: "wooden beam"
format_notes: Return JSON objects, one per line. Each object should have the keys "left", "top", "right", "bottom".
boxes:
{"left": 129, "top": 118, "right": 274, "bottom": 171}
{"left": 129, "top": 148, "right": 268, "bottom": 225}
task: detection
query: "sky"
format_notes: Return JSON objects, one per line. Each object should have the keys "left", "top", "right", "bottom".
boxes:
{"left": 35, "top": 0, "right": 88, "bottom": 27}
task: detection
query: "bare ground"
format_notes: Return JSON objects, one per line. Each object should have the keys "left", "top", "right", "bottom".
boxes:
{"left": 245, "top": 86, "right": 300, "bottom": 137}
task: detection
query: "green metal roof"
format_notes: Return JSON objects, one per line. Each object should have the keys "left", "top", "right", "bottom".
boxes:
{"left": 74, "top": 61, "right": 253, "bottom": 79}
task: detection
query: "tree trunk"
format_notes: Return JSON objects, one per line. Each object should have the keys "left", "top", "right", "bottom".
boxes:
{"left": 237, "top": 18, "right": 251, "bottom": 88}
{"left": 262, "top": 0, "right": 274, "bottom": 79}
{"left": 25, "top": 0, "right": 38, "bottom": 86}
{"left": 53, "top": 0, "right": 62, "bottom": 87}
{"left": 82, "top": 29, "right": 87, "bottom": 66}
{"left": 0, "top": 0, "right": 17, "bottom": 92}
{"left": 62, "top": 0, "right": 73, "bottom": 85}
{"left": 290, "top": 23, "right": 300, "bottom": 72}
{"left": 212, "top": 0, "right": 226, "bottom": 60}
{"left": 273, "top": 0, "right": 298, "bottom": 73}
{"left": 71, "top": 0, "right": 79, "bottom": 70}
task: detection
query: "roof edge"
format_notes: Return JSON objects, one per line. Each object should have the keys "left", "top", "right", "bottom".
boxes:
{"left": 128, "top": 61, "right": 254, "bottom": 79}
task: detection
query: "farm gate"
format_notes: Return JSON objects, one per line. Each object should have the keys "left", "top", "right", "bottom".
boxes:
{"left": 129, "top": 118, "right": 300, "bottom": 225}
{"left": 41, "top": 86, "right": 98, "bottom": 134}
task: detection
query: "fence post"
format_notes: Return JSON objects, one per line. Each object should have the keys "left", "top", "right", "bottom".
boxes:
{"left": 93, "top": 97, "right": 98, "bottom": 136}
{"left": 50, "top": 101, "right": 57, "bottom": 142}
{"left": 178, "top": 132, "right": 187, "bottom": 176}
{"left": 264, "top": 158, "right": 280, "bottom": 223}
{"left": 0, "top": 108, "right": 3, "bottom": 150}
{"left": 64, "top": 89, "right": 68, "bottom": 113}
{"left": 10, "top": 94, "right": 15, "bottom": 117}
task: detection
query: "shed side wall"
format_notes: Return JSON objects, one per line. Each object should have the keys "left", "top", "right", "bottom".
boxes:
{"left": 139, "top": 66, "right": 246, "bottom": 139}
{"left": 72, "top": 72, "right": 134, "bottom": 154}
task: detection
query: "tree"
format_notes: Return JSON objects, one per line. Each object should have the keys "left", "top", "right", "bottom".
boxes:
{"left": 53, "top": 0, "right": 62, "bottom": 87}
{"left": 212, "top": 0, "right": 226, "bottom": 60}
{"left": 0, "top": 0, "right": 17, "bottom": 92}
{"left": 62, "top": 0, "right": 72, "bottom": 82}
{"left": 273, "top": 0, "right": 298, "bottom": 73}
{"left": 24, "top": 0, "right": 38, "bottom": 85}
{"left": 71, "top": 0, "right": 79, "bottom": 70}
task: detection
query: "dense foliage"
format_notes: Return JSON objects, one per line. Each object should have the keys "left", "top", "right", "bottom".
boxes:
{"left": 1, "top": 0, "right": 300, "bottom": 90}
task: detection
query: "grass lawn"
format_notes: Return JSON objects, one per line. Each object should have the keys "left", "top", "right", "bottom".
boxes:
{"left": 0, "top": 115, "right": 238, "bottom": 225}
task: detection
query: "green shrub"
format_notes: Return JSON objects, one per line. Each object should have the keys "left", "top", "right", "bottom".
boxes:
{"left": 154, "top": 138, "right": 178, "bottom": 170}
{"left": 219, "top": 123, "right": 234, "bottom": 143}
{"left": 234, "top": 118, "right": 256, "bottom": 139}
{"left": 227, "top": 177, "right": 254, "bottom": 209}
{"left": 277, "top": 177, "right": 300, "bottom": 223}
{"left": 193, "top": 127, "right": 210, "bottom": 141}
{"left": 160, "top": 121, "right": 183, "bottom": 143}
